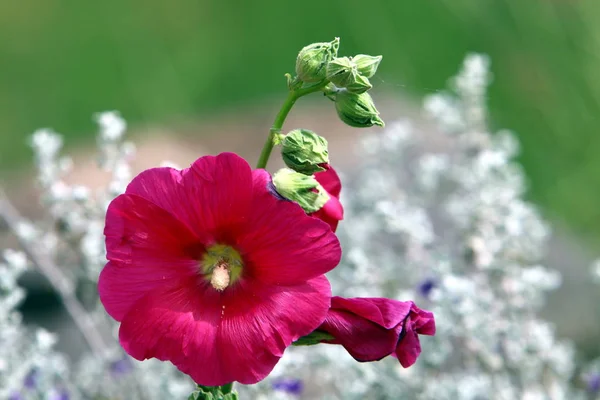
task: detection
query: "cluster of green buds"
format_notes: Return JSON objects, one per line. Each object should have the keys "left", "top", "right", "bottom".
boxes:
{"left": 294, "top": 37, "right": 384, "bottom": 128}
{"left": 266, "top": 38, "right": 385, "bottom": 214}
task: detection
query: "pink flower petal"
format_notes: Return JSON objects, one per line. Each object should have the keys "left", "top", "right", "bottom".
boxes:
{"left": 394, "top": 304, "right": 436, "bottom": 367}
{"left": 320, "top": 308, "right": 397, "bottom": 362}
{"left": 100, "top": 194, "right": 202, "bottom": 320}
{"left": 311, "top": 195, "right": 343, "bottom": 231}
{"left": 315, "top": 165, "right": 342, "bottom": 198}
{"left": 312, "top": 166, "right": 343, "bottom": 231}
{"left": 320, "top": 298, "right": 435, "bottom": 366}
{"left": 119, "top": 274, "right": 331, "bottom": 386}
{"left": 331, "top": 297, "right": 412, "bottom": 329}
{"left": 395, "top": 326, "right": 422, "bottom": 368}
{"left": 125, "top": 152, "right": 253, "bottom": 242}
{"left": 239, "top": 170, "right": 341, "bottom": 285}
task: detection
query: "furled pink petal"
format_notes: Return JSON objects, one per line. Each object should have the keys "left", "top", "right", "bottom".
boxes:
{"left": 311, "top": 196, "right": 343, "bottom": 232}
{"left": 100, "top": 194, "right": 202, "bottom": 320}
{"left": 119, "top": 274, "right": 331, "bottom": 386}
{"left": 319, "top": 297, "right": 435, "bottom": 367}
{"left": 239, "top": 170, "right": 341, "bottom": 285}
{"left": 320, "top": 308, "right": 397, "bottom": 361}
{"left": 330, "top": 297, "right": 412, "bottom": 329}
{"left": 395, "top": 304, "right": 436, "bottom": 367}
{"left": 411, "top": 306, "right": 436, "bottom": 335}
{"left": 315, "top": 164, "right": 341, "bottom": 198}
{"left": 125, "top": 152, "right": 253, "bottom": 242}
{"left": 311, "top": 165, "right": 343, "bottom": 231}
{"left": 395, "top": 326, "right": 422, "bottom": 368}
{"left": 320, "top": 297, "right": 412, "bottom": 361}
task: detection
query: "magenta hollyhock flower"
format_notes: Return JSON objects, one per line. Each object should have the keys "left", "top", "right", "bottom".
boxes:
{"left": 311, "top": 165, "right": 343, "bottom": 231}
{"left": 98, "top": 152, "right": 341, "bottom": 386}
{"left": 318, "top": 297, "right": 435, "bottom": 367}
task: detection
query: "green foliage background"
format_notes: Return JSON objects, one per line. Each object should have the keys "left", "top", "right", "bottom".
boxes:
{"left": 1, "top": 1, "right": 599, "bottom": 242}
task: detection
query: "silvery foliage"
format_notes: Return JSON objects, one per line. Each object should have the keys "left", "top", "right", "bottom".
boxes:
{"left": 242, "top": 55, "right": 600, "bottom": 399}
{"left": 1, "top": 56, "right": 599, "bottom": 400}
{"left": 0, "top": 113, "right": 193, "bottom": 399}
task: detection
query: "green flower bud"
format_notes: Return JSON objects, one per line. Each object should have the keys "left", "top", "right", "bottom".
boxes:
{"left": 272, "top": 168, "right": 329, "bottom": 213}
{"left": 345, "top": 73, "right": 372, "bottom": 94}
{"left": 326, "top": 57, "right": 356, "bottom": 88}
{"left": 282, "top": 129, "right": 329, "bottom": 175}
{"left": 353, "top": 54, "right": 382, "bottom": 78}
{"left": 295, "top": 38, "right": 340, "bottom": 83}
{"left": 335, "top": 90, "right": 384, "bottom": 128}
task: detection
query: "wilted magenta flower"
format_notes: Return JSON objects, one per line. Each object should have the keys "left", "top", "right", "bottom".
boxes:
{"left": 98, "top": 153, "right": 341, "bottom": 386}
{"left": 318, "top": 297, "right": 435, "bottom": 367}
{"left": 311, "top": 165, "right": 343, "bottom": 231}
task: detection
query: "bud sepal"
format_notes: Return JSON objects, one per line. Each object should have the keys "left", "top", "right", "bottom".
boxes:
{"left": 295, "top": 38, "right": 340, "bottom": 83}
{"left": 345, "top": 73, "right": 372, "bottom": 94}
{"left": 353, "top": 54, "right": 383, "bottom": 78}
{"left": 281, "top": 129, "right": 329, "bottom": 175}
{"left": 334, "top": 90, "right": 384, "bottom": 128}
{"left": 188, "top": 384, "right": 238, "bottom": 400}
{"left": 326, "top": 57, "right": 356, "bottom": 88}
{"left": 272, "top": 169, "right": 329, "bottom": 213}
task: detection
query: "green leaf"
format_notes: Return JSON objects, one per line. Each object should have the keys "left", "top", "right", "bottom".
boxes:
{"left": 292, "top": 330, "right": 335, "bottom": 346}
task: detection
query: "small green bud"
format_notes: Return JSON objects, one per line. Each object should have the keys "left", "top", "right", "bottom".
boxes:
{"left": 326, "top": 56, "right": 356, "bottom": 88}
{"left": 345, "top": 73, "right": 372, "bottom": 94}
{"left": 281, "top": 129, "right": 329, "bottom": 175}
{"left": 272, "top": 168, "right": 329, "bottom": 213}
{"left": 295, "top": 38, "right": 340, "bottom": 83}
{"left": 353, "top": 54, "right": 382, "bottom": 78}
{"left": 335, "top": 90, "right": 384, "bottom": 128}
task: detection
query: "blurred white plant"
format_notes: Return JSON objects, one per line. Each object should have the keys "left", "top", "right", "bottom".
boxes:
{"left": 0, "top": 112, "right": 193, "bottom": 399}
{"left": 241, "top": 55, "right": 598, "bottom": 400}
{"left": 0, "top": 57, "right": 598, "bottom": 400}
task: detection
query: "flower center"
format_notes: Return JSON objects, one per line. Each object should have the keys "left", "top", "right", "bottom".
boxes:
{"left": 201, "top": 244, "right": 243, "bottom": 291}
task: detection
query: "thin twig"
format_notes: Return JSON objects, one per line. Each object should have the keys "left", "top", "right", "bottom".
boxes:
{"left": 0, "top": 188, "right": 108, "bottom": 359}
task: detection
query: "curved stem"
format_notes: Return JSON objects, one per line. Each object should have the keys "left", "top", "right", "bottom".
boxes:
{"left": 255, "top": 81, "right": 328, "bottom": 169}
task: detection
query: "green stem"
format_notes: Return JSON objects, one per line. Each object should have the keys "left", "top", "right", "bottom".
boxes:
{"left": 255, "top": 81, "right": 328, "bottom": 169}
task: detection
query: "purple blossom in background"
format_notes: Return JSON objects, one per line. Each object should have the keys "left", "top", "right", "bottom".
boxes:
{"left": 588, "top": 373, "right": 600, "bottom": 393}
{"left": 110, "top": 357, "right": 133, "bottom": 376}
{"left": 49, "top": 389, "right": 69, "bottom": 400}
{"left": 9, "top": 392, "right": 22, "bottom": 400}
{"left": 23, "top": 368, "right": 39, "bottom": 389}
{"left": 417, "top": 278, "right": 436, "bottom": 299}
{"left": 272, "top": 377, "right": 303, "bottom": 395}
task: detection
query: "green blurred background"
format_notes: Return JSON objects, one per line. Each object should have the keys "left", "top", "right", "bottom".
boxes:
{"left": 1, "top": 0, "right": 599, "bottom": 244}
